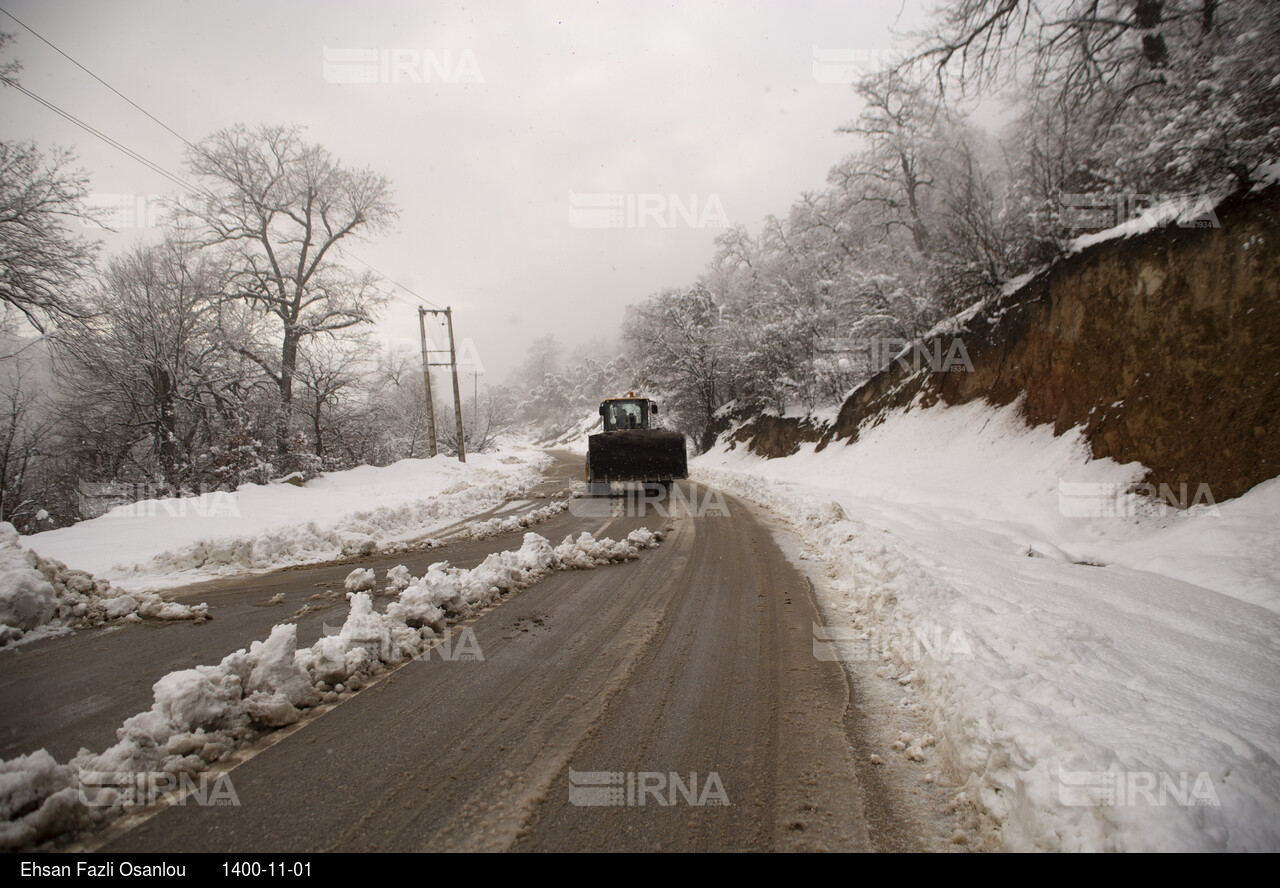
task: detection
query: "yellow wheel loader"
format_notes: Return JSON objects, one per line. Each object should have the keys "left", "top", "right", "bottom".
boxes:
{"left": 585, "top": 394, "right": 688, "bottom": 496}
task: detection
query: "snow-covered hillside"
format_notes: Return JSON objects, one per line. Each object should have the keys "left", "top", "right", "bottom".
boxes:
{"left": 695, "top": 398, "right": 1280, "bottom": 851}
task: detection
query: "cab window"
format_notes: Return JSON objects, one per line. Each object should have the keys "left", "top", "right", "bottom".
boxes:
{"left": 604, "top": 400, "right": 646, "bottom": 431}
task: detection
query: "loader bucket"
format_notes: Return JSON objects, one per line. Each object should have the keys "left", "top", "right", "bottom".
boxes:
{"left": 587, "top": 429, "right": 688, "bottom": 483}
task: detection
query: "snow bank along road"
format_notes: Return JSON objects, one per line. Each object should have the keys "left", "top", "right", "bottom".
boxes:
{"left": 5, "top": 454, "right": 931, "bottom": 852}
{"left": 0, "top": 454, "right": 580, "bottom": 763}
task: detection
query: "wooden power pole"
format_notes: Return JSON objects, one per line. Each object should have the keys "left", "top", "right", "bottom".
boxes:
{"left": 417, "top": 307, "right": 438, "bottom": 457}
{"left": 445, "top": 307, "right": 466, "bottom": 463}
{"left": 417, "top": 306, "right": 466, "bottom": 463}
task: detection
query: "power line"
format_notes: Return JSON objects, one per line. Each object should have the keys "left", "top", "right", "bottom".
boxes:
{"left": 390, "top": 288, "right": 443, "bottom": 311}
{"left": 0, "top": 5, "right": 198, "bottom": 152}
{"left": 1, "top": 76, "right": 197, "bottom": 194}
{"left": 1, "top": 8, "right": 428, "bottom": 309}
{"left": 339, "top": 246, "right": 443, "bottom": 310}
{"left": 4, "top": 70, "right": 426, "bottom": 310}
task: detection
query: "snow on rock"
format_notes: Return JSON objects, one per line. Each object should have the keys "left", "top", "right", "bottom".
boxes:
{"left": 694, "top": 398, "right": 1280, "bottom": 852}
{"left": 0, "top": 523, "right": 209, "bottom": 648}
{"left": 385, "top": 564, "right": 453, "bottom": 631}
{"left": 343, "top": 568, "right": 376, "bottom": 592}
{"left": 552, "top": 530, "right": 647, "bottom": 569}
{"left": 541, "top": 413, "right": 602, "bottom": 455}
{"left": 626, "top": 527, "right": 661, "bottom": 549}
{"left": 1250, "top": 160, "right": 1280, "bottom": 191}
{"left": 245, "top": 625, "right": 321, "bottom": 712}
{"left": 0, "top": 525, "right": 663, "bottom": 849}
{"left": 386, "top": 528, "right": 658, "bottom": 629}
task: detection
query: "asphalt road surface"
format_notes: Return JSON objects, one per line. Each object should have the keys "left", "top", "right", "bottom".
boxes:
{"left": 7, "top": 453, "right": 883, "bottom": 852}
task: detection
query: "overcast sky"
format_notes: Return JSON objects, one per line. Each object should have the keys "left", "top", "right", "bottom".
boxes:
{"left": 1, "top": 0, "right": 929, "bottom": 385}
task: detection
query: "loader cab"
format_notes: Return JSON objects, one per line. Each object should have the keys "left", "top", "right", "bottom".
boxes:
{"left": 599, "top": 396, "right": 657, "bottom": 431}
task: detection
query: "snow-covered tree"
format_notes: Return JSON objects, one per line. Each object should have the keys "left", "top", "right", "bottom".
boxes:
{"left": 52, "top": 237, "right": 269, "bottom": 495}
{"left": 920, "top": 0, "right": 1280, "bottom": 197}
{"left": 624, "top": 284, "right": 727, "bottom": 447}
{"left": 179, "top": 123, "right": 397, "bottom": 472}
{"left": 0, "top": 140, "right": 96, "bottom": 334}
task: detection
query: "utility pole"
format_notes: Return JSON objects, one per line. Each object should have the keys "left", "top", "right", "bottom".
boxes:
{"left": 417, "top": 306, "right": 467, "bottom": 464}
{"left": 417, "top": 307, "right": 438, "bottom": 457}
{"left": 445, "top": 307, "right": 466, "bottom": 463}
{"left": 470, "top": 368, "right": 484, "bottom": 441}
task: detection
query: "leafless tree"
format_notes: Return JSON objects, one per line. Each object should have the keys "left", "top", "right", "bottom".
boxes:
{"left": 0, "top": 352, "right": 53, "bottom": 529}
{"left": 53, "top": 236, "right": 240, "bottom": 490}
{"left": 0, "top": 140, "right": 96, "bottom": 333}
{"left": 294, "top": 334, "right": 372, "bottom": 461}
{"left": 915, "top": 0, "right": 1279, "bottom": 191}
{"left": 836, "top": 70, "right": 941, "bottom": 253}
{"left": 624, "top": 284, "right": 726, "bottom": 447}
{"left": 179, "top": 123, "right": 397, "bottom": 469}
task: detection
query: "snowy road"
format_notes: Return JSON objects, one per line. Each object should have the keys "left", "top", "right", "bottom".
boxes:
{"left": 0, "top": 455, "right": 582, "bottom": 763}
{"left": 85, "top": 481, "right": 866, "bottom": 851}
{"left": 6, "top": 454, "right": 920, "bottom": 852}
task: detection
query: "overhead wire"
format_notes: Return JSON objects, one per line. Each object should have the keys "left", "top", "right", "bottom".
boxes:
{"left": 338, "top": 246, "right": 443, "bottom": 310}
{"left": 0, "top": 6, "right": 199, "bottom": 153}
{"left": 1, "top": 6, "right": 437, "bottom": 309}
{"left": 0, "top": 76, "right": 198, "bottom": 194}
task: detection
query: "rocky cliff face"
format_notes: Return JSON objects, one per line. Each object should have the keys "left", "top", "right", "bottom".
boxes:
{"left": 719, "top": 183, "right": 1280, "bottom": 503}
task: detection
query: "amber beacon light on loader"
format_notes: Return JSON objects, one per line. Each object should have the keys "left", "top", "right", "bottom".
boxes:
{"left": 585, "top": 394, "right": 688, "bottom": 496}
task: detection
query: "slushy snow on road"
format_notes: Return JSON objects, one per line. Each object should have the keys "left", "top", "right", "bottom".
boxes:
{"left": 0, "top": 526, "right": 664, "bottom": 850}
